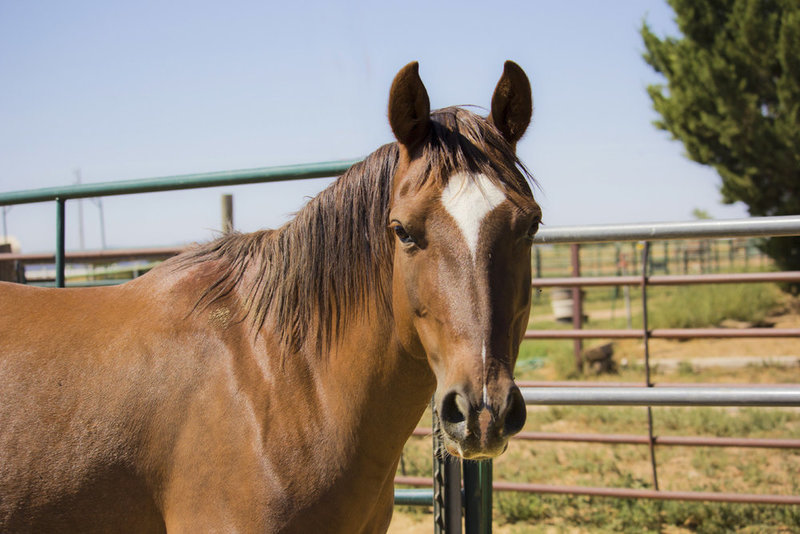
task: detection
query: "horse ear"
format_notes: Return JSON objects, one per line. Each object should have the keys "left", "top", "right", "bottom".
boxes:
{"left": 388, "top": 61, "right": 431, "bottom": 149}
{"left": 489, "top": 61, "right": 532, "bottom": 147}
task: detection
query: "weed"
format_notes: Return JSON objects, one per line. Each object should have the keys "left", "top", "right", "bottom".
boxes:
{"left": 496, "top": 493, "right": 551, "bottom": 523}
{"left": 677, "top": 359, "right": 694, "bottom": 375}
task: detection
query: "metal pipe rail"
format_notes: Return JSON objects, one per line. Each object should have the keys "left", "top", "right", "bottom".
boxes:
{"left": 0, "top": 160, "right": 359, "bottom": 289}
{"left": 394, "top": 488, "right": 433, "bottom": 506}
{"left": 533, "top": 215, "right": 800, "bottom": 244}
{"left": 410, "top": 427, "right": 800, "bottom": 449}
{"left": 394, "top": 478, "right": 800, "bottom": 506}
{"left": 0, "top": 247, "right": 183, "bottom": 264}
{"left": 531, "top": 271, "right": 800, "bottom": 287}
{"left": 0, "top": 160, "right": 360, "bottom": 205}
{"left": 521, "top": 386, "right": 800, "bottom": 407}
{"left": 513, "top": 431, "right": 800, "bottom": 449}
{"left": 524, "top": 328, "right": 800, "bottom": 339}
{"left": 491, "top": 482, "right": 800, "bottom": 506}
{"left": 517, "top": 380, "right": 800, "bottom": 388}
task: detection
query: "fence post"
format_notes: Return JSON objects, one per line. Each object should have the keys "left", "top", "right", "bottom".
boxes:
{"left": 433, "top": 405, "right": 462, "bottom": 534}
{"left": 745, "top": 239, "right": 750, "bottom": 268}
{"left": 641, "top": 242, "right": 660, "bottom": 491}
{"left": 55, "top": 198, "right": 66, "bottom": 288}
{"left": 463, "top": 460, "right": 492, "bottom": 534}
{"left": 0, "top": 243, "right": 13, "bottom": 282}
{"left": 221, "top": 194, "right": 234, "bottom": 233}
{"left": 570, "top": 244, "right": 583, "bottom": 373}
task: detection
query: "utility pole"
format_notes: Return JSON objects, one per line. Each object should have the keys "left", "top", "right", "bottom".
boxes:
{"left": 90, "top": 197, "right": 107, "bottom": 249}
{"left": 98, "top": 198, "right": 106, "bottom": 249}
{"left": 75, "top": 169, "right": 85, "bottom": 250}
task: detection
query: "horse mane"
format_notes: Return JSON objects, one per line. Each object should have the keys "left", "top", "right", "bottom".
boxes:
{"left": 178, "top": 106, "right": 534, "bottom": 357}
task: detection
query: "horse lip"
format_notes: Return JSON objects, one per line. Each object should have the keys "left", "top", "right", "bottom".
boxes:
{"left": 444, "top": 442, "right": 462, "bottom": 458}
{"left": 456, "top": 445, "right": 505, "bottom": 461}
{"left": 440, "top": 432, "right": 508, "bottom": 460}
{"left": 462, "top": 452, "right": 495, "bottom": 461}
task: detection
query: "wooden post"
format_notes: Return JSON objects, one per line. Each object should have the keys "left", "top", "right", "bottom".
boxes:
{"left": 0, "top": 243, "right": 12, "bottom": 282}
{"left": 221, "top": 194, "right": 233, "bottom": 233}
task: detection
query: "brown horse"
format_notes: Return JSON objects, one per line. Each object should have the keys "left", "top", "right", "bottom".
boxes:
{"left": 0, "top": 61, "right": 540, "bottom": 533}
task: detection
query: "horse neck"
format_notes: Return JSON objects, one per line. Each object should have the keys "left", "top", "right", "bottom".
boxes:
{"left": 229, "top": 229, "right": 434, "bottom": 475}
{"left": 255, "top": 304, "right": 435, "bottom": 479}
{"left": 247, "top": 146, "right": 434, "bottom": 466}
{"left": 330, "top": 312, "right": 434, "bottom": 434}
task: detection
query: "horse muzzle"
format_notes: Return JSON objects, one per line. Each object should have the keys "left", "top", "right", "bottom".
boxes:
{"left": 437, "top": 384, "right": 526, "bottom": 460}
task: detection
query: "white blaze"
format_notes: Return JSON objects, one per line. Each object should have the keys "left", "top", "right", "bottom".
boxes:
{"left": 440, "top": 172, "right": 506, "bottom": 261}
{"left": 441, "top": 173, "right": 507, "bottom": 407}
{"left": 481, "top": 343, "right": 488, "bottom": 406}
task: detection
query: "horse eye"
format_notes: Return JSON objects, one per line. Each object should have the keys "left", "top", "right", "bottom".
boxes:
{"left": 393, "top": 224, "right": 415, "bottom": 245}
{"left": 527, "top": 217, "right": 542, "bottom": 239}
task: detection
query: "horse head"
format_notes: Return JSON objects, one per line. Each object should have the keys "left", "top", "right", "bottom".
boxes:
{"left": 387, "top": 61, "right": 540, "bottom": 460}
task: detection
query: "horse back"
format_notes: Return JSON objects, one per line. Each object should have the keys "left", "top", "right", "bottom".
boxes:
{"left": 0, "top": 267, "right": 230, "bottom": 532}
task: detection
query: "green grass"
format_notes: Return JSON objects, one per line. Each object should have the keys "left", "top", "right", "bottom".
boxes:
{"left": 517, "top": 338, "right": 577, "bottom": 379}
{"left": 652, "top": 283, "right": 783, "bottom": 329}
{"left": 534, "top": 282, "right": 783, "bottom": 329}
{"left": 655, "top": 406, "right": 800, "bottom": 437}
{"left": 493, "top": 494, "right": 800, "bottom": 533}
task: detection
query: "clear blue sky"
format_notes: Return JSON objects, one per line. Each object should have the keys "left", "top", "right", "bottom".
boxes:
{"left": 0, "top": 0, "right": 749, "bottom": 253}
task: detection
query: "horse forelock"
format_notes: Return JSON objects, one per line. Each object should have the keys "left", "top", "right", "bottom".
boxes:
{"left": 420, "top": 107, "right": 536, "bottom": 201}
{"left": 177, "top": 106, "right": 535, "bottom": 358}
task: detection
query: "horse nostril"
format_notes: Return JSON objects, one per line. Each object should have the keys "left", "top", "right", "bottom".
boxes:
{"left": 440, "top": 390, "right": 466, "bottom": 425}
{"left": 501, "top": 386, "right": 527, "bottom": 437}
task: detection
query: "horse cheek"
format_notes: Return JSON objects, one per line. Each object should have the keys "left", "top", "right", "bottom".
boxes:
{"left": 391, "top": 256, "right": 425, "bottom": 358}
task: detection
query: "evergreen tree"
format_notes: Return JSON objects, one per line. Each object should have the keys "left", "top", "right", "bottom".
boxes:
{"left": 642, "top": 0, "right": 800, "bottom": 278}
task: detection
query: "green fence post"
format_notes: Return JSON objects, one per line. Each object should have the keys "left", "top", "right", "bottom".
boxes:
{"left": 463, "top": 460, "right": 492, "bottom": 534}
{"left": 55, "top": 198, "right": 65, "bottom": 288}
{"left": 433, "top": 405, "right": 463, "bottom": 534}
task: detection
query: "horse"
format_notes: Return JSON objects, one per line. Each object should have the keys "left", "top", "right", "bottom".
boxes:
{"left": 0, "top": 61, "right": 540, "bottom": 533}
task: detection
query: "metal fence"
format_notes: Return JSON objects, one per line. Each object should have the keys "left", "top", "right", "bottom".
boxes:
{"left": 400, "top": 216, "right": 800, "bottom": 534}
{"left": 2, "top": 166, "right": 800, "bottom": 533}
{"left": 0, "top": 160, "right": 358, "bottom": 286}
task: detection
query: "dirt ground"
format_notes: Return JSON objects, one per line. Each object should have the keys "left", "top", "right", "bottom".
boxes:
{"left": 385, "top": 513, "right": 432, "bottom": 534}
{"left": 532, "top": 302, "right": 800, "bottom": 376}
{"left": 605, "top": 308, "right": 800, "bottom": 375}
{"left": 387, "top": 512, "right": 525, "bottom": 534}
